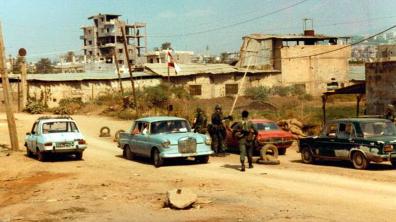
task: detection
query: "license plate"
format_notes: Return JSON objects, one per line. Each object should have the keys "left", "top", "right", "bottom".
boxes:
{"left": 56, "top": 142, "right": 72, "bottom": 148}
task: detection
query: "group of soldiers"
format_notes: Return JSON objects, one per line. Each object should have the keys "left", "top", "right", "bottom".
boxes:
{"left": 192, "top": 104, "right": 257, "bottom": 172}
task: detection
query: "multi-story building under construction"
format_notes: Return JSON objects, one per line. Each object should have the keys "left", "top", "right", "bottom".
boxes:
{"left": 81, "top": 13, "right": 147, "bottom": 66}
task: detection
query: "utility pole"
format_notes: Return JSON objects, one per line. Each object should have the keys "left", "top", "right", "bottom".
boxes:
{"left": 19, "top": 48, "right": 27, "bottom": 111}
{"left": 120, "top": 26, "right": 138, "bottom": 114}
{"left": 0, "top": 22, "right": 19, "bottom": 151}
{"left": 113, "top": 50, "right": 124, "bottom": 94}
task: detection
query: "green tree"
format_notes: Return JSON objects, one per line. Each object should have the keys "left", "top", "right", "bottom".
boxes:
{"left": 12, "top": 56, "right": 25, "bottom": 74}
{"left": 35, "top": 58, "right": 54, "bottom": 74}
{"left": 65, "top": 51, "right": 75, "bottom": 63}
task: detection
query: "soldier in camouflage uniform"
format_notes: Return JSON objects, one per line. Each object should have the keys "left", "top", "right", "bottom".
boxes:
{"left": 234, "top": 110, "right": 257, "bottom": 171}
{"left": 210, "top": 104, "right": 227, "bottom": 156}
{"left": 192, "top": 108, "right": 207, "bottom": 134}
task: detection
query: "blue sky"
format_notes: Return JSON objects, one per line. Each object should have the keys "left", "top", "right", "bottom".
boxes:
{"left": 0, "top": 0, "right": 396, "bottom": 61}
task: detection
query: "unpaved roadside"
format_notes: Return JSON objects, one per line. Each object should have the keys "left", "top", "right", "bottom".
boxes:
{"left": 1, "top": 113, "right": 396, "bottom": 222}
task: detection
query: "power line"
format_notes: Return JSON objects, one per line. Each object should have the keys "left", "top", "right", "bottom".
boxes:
{"left": 149, "top": 0, "right": 311, "bottom": 38}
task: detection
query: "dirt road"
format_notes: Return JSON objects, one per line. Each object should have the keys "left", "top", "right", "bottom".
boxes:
{"left": 1, "top": 113, "right": 396, "bottom": 222}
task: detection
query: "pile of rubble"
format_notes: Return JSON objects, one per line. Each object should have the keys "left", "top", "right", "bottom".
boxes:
{"left": 277, "top": 118, "right": 306, "bottom": 139}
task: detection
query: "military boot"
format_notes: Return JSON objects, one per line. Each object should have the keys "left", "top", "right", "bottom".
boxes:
{"left": 248, "top": 157, "right": 253, "bottom": 169}
{"left": 241, "top": 161, "right": 245, "bottom": 172}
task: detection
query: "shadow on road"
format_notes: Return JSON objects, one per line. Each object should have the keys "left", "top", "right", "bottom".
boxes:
{"left": 115, "top": 154, "right": 207, "bottom": 167}
{"left": 290, "top": 159, "right": 394, "bottom": 171}
{"left": 25, "top": 153, "right": 82, "bottom": 162}
{"left": 221, "top": 164, "right": 242, "bottom": 171}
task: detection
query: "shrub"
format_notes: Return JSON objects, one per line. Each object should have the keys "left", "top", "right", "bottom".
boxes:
{"left": 117, "top": 108, "right": 137, "bottom": 120}
{"left": 298, "top": 93, "right": 314, "bottom": 101}
{"left": 271, "top": 85, "right": 291, "bottom": 97}
{"left": 25, "top": 101, "right": 47, "bottom": 114}
{"left": 53, "top": 98, "right": 84, "bottom": 115}
{"left": 144, "top": 84, "right": 170, "bottom": 107}
{"left": 245, "top": 86, "right": 270, "bottom": 101}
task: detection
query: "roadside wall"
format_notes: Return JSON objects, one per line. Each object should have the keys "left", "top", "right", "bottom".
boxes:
{"left": 366, "top": 61, "right": 396, "bottom": 115}
{"left": 25, "top": 78, "right": 161, "bottom": 108}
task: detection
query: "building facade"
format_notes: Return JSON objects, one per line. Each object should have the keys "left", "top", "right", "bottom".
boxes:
{"left": 237, "top": 32, "right": 351, "bottom": 95}
{"left": 81, "top": 14, "right": 147, "bottom": 66}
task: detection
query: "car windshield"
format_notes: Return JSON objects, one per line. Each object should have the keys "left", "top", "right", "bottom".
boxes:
{"left": 151, "top": 120, "right": 191, "bottom": 134}
{"left": 42, "top": 121, "right": 79, "bottom": 134}
{"left": 359, "top": 121, "right": 396, "bottom": 137}
{"left": 253, "top": 122, "right": 280, "bottom": 131}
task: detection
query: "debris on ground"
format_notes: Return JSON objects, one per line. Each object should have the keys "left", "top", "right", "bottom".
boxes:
{"left": 165, "top": 188, "right": 197, "bottom": 210}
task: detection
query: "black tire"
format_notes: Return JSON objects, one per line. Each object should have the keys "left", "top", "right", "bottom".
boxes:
{"left": 260, "top": 144, "right": 279, "bottom": 159}
{"left": 125, "top": 145, "right": 135, "bottom": 160}
{"left": 152, "top": 149, "right": 164, "bottom": 168}
{"left": 75, "top": 152, "right": 83, "bottom": 160}
{"left": 278, "top": 148, "right": 286, "bottom": 155}
{"left": 196, "top": 155, "right": 209, "bottom": 164}
{"left": 391, "top": 160, "right": 396, "bottom": 168}
{"left": 301, "top": 147, "right": 314, "bottom": 164}
{"left": 352, "top": 152, "right": 368, "bottom": 170}
{"left": 37, "top": 150, "right": 46, "bottom": 162}
{"left": 26, "top": 147, "right": 34, "bottom": 157}
{"left": 99, "top": 126, "right": 111, "bottom": 137}
{"left": 114, "top": 129, "right": 125, "bottom": 142}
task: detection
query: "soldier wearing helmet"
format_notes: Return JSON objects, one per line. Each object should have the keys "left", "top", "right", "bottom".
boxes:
{"left": 192, "top": 107, "right": 207, "bottom": 134}
{"left": 210, "top": 104, "right": 227, "bottom": 156}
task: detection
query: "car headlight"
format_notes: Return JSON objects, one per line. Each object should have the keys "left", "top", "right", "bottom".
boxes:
{"left": 205, "top": 136, "right": 211, "bottom": 145}
{"left": 161, "top": 140, "right": 171, "bottom": 148}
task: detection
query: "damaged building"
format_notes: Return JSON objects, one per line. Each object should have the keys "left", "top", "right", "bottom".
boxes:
{"left": 237, "top": 30, "right": 351, "bottom": 95}
{"left": 81, "top": 13, "right": 147, "bottom": 66}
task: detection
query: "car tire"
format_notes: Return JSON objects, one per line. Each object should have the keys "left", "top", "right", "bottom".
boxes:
{"left": 301, "top": 147, "right": 314, "bottom": 164}
{"left": 260, "top": 144, "right": 279, "bottom": 159}
{"left": 196, "top": 155, "right": 209, "bottom": 164}
{"left": 278, "top": 148, "right": 286, "bottom": 155}
{"left": 153, "top": 149, "right": 163, "bottom": 168}
{"left": 391, "top": 160, "right": 396, "bottom": 168}
{"left": 125, "top": 145, "right": 135, "bottom": 160}
{"left": 26, "top": 147, "right": 33, "bottom": 157}
{"left": 37, "top": 150, "right": 46, "bottom": 162}
{"left": 352, "top": 151, "right": 368, "bottom": 170}
{"left": 75, "top": 152, "right": 83, "bottom": 160}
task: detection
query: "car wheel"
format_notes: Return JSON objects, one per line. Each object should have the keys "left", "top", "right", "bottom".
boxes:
{"left": 37, "top": 150, "right": 46, "bottom": 162}
{"left": 278, "top": 148, "right": 286, "bottom": 155}
{"left": 125, "top": 145, "right": 135, "bottom": 160}
{"left": 196, "top": 155, "right": 209, "bottom": 164}
{"left": 153, "top": 149, "right": 163, "bottom": 168}
{"left": 75, "top": 152, "right": 83, "bottom": 160}
{"left": 301, "top": 147, "right": 314, "bottom": 164}
{"left": 391, "top": 160, "right": 396, "bottom": 168}
{"left": 352, "top": 151, "right": 368, "bottom": 170}
{"left": 26, "top": 147, "right": 33, "bottom": 157}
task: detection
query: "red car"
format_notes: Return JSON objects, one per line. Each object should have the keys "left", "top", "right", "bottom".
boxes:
{"left": 225, "top": 119, "right": 294, "bottom": 155}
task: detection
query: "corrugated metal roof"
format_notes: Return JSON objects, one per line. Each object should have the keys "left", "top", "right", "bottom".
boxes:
{"left": 144, "top": 63, "right": 237, "bottom": 76}
{"left": 8, "top": 71, "right": 156, "bottom": 82}
{"left": 243, "top": 33, "right": 339, "bottom": 41}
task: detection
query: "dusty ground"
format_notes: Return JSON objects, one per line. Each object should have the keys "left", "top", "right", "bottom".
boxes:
{"left": 1, "top": 113, "right": 396, "bottom": 222}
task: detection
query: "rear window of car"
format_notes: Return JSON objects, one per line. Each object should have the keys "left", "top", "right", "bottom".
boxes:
{"left": 42, "top": 121, "right": 79, "bottom": 134}
{"left": 253, "top": 122, "right": 280, "bottom": 131}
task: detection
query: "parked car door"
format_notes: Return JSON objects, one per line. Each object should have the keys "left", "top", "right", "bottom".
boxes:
{"left": 314, "top": 122, "right": 338, "bottom": 157}
{"left": 333, "top": 122, "right": 356, "bottom": 160}
{"left": 27, "top": 122, "right": 39, "bottom": 150}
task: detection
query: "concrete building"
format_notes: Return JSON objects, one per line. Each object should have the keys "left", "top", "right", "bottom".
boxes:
{"left": 145, "top": 63, "right": 280, "bottom": 99}
{"left": 81, "top": 14, "right": 147, "bottom": 66}
{"left": 365, "top": 61, "right": 396, "bottom": 115}
{"left": 237, "top": 32, "right": 351, "bottom": 95}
